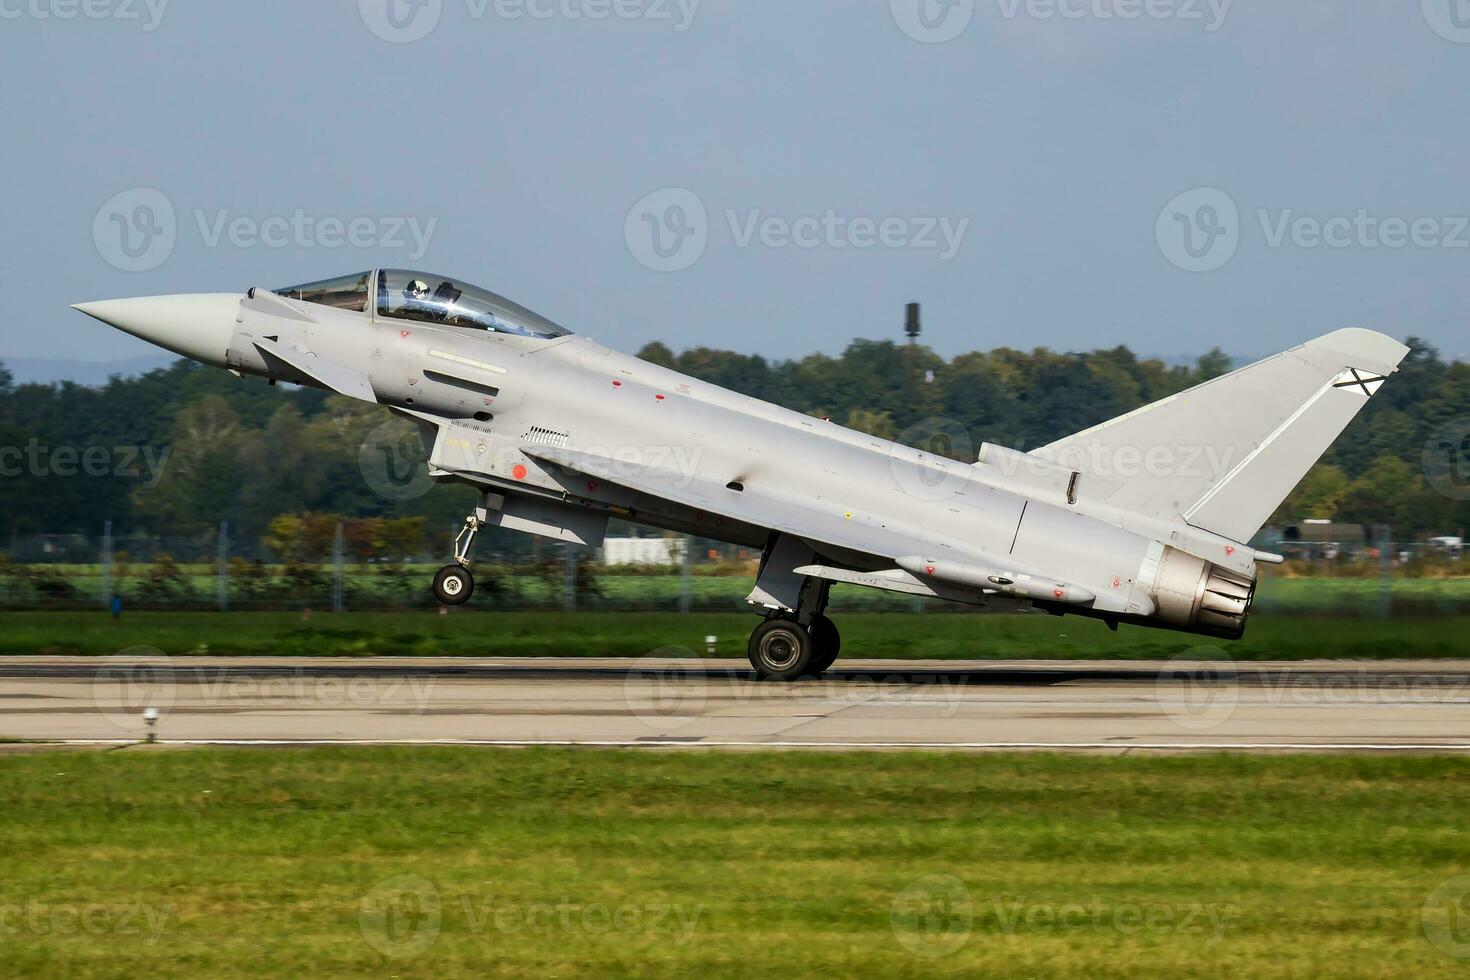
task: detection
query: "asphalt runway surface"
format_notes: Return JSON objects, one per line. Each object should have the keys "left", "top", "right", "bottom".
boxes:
{"left": 3, "top": 656, "right": 1470, "bottom": 753}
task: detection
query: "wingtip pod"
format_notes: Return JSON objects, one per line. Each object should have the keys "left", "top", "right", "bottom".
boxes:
{"left": 1296, "top": 328, "right": 1411, "bottom": 377}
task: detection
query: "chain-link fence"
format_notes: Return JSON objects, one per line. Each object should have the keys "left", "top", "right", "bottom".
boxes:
{"left": 1, "top": 526, "right": 1466, "bottom": 615}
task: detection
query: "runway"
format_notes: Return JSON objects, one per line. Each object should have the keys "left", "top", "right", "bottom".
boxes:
{"left": 3, "top": 656, "right": 1470, "bottom": 753}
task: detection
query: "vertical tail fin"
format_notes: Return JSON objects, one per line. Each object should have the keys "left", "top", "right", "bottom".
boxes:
{"left": 1031, "top": 329, "right": 1410, "bottom": 543}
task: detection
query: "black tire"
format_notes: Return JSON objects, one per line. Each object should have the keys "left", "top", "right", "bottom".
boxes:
{"left": 809, "top": 615, "right": 841, "bottom": 674}
{"left": 433, "top": 565, "right": 474, "bottom": 605}
{"left": 748, "top": 617, "right": 815, "bottom": 681}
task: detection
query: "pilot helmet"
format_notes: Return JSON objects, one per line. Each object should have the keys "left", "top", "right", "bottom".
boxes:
{"left": 404, "top": 279, "right": 430, "bottom": 301}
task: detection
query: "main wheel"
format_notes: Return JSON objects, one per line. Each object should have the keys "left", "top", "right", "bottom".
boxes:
{"left": 433, "top": 565, "right": 474, "bottom": 605}
{"left": 748, "top": 617, "right": 815, "bottom": 681}
{"left": 808, "top": 615, "right": 841, "bottom": 674}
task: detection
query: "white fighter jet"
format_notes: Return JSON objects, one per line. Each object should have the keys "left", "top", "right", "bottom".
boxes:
{"left": 74, "top": 270, "right": 1408, "bottom": 679}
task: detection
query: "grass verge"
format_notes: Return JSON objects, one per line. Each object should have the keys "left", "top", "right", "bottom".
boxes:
{"left": 0, "top": 610, "right": 1466, "bottom": 660}
{"left": 1, "top": 748, "right": 1468, "bottom": 977}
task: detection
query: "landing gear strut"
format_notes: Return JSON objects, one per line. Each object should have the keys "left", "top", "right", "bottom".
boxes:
{"left": 746, "top": 555, "right": 842, "bottom": 680}
{"left": 433, "top": 503, "right": 485, "bottom": 606}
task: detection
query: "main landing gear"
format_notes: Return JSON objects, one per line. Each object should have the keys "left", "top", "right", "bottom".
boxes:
{"left": 747, "top": 613, "right": 841, "bottom": 681}
{"left": 744, "top": 534, "right": 843, "bottom": 681}
{"left": 432, "top": 506, "right": 484, "bottom": 605}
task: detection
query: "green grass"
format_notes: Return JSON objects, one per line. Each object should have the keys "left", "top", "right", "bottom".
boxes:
{"left": 9, "top": 566, "right": 1470, "bottom": 614}
{"left": 0, "top": 609, "right": 1466, "bottom": 660}
{"left": 0, "top": 749, "right": 1468, "bottom": 977}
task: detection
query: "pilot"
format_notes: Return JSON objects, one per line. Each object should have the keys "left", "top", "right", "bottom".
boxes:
{"left": 400, "top": 279, "right": 433, "bottom": 319}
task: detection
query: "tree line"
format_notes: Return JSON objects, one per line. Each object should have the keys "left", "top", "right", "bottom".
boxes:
{"left": 0, "top": 333, "right": 1465, "bottom": 550}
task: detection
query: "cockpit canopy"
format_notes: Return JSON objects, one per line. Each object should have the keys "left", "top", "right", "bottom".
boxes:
{"left": 273, "top": 270, "right": 572, "bottom": 340}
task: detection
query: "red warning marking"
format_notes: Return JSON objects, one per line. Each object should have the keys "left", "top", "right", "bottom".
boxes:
{"left": 1053, "top": 589, "right": 1065, "bottom": 599}
{"left": 1225, "top": 545, "right": 1236, "bottom": 556}
{"left": 587, "top": 481, "right": 598, "bottom": 492}
{"left": 1112, "top": 577, "right": 1122, "bottom": 590}
{"left": 512, "top": 464, "right": 528, "bottom": 480}
{"left": 925, "top": 565, "right": 936, "bottom": 575}
{"left": 612, "top": 380, "right": 623, "bottom": 388}
{"left": 399, "top": 330, "right": 411, "bottom": 339}
{"left": 655, "top": 394, "right": 666, "bottom": 401}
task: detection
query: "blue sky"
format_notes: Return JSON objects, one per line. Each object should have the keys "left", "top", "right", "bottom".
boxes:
{"left": 4, "top": 0, "right": 1469, "bottom": 368}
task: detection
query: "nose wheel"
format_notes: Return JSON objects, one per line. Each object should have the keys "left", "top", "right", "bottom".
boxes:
{"left": 433, "top": 564, "right": 474, "bottom": 605}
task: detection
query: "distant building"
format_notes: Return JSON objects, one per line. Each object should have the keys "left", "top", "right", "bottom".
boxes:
{"left": 602, "top": 537, "right": 688, "bottom": 566}
{"left": 1281, "top": 521, "right": 1368, "bottom": 560}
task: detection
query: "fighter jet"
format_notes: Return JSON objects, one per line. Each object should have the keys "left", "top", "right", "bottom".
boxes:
{"left": 74, "top": 270, "right": 1408, "bottom": 679}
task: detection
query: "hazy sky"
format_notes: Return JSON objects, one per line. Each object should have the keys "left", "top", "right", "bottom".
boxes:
{"left": 4, "top": 0, "right": 1469, "bottom": 367}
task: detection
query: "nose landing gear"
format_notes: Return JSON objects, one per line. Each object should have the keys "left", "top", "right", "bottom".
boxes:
{"left": 432, "top": 506, "right": 484, "bottom": 606}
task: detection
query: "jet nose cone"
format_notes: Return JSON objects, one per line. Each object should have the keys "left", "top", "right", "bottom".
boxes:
{"left": 72, "top": 293, "right": 242, "bottom": 368}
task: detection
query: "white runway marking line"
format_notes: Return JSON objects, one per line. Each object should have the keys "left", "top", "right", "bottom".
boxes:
{"left": 43, "top": 739, "right": 1470, "bottom": 751}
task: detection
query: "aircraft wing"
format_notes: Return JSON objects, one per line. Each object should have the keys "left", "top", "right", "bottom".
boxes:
{"left": 522, "top": 445, "right": 922, "bottom": 563}
{"left": 525, "top": 445, "right": 1102, "bottom": 606}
